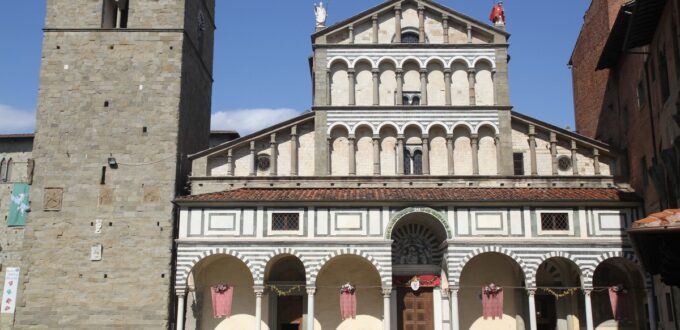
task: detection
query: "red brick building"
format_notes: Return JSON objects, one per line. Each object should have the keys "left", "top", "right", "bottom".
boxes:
{"left": 571, "top": 0, "right": 680, "bottom": 327}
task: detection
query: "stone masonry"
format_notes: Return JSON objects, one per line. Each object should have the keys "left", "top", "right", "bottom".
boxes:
{"left": 13, "top": 1, "right": 215, "bottom": 328}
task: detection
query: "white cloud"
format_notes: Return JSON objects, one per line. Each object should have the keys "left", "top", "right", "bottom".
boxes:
{"left": 211, "top": 108, "right": 302, "bottom": 135}
{"left": 0, "top": 104, "right": 35, "bottom": 134}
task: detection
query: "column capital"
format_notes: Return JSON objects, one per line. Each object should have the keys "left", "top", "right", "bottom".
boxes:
{"left": 397, "top": 134, "right": 405, "bottom": 140}
{"left": 422, "top": 134, "right": 429, "bottom": 140}
{"left": 227, "top": 148, "right": 233, "bottom": 157}
{"left": 270, "top": 133, "right": 277, "bottom": 144}
{"left": 306, "top": 287, "right": 317, "bottom": 295}
{"left": 444, "top": 68, "right": 452, "bottom": 75}
{"left": 348, "top": 24, "right": 354, "bottom": 31}
{"left": 526, "top": 288, "right": 537, "bottom": 296}
{"left": 373, "top": 135, "right": 381, "bottom": 141}
{"left": 442, "top": 14, "right": 449, "bottom": 21}
{"left": 470, "top": 133, "right": 479, "bottom": 141}
{"left": 468, "top": 68, "right": 476, "bottom": 74}
{"left": 396, "top": 68, "right": 404, "bottom": 75}
{"left": 348, "top": 68, "right": 356, "bottom": 74}
{"left": 449, "top": 287, "right": 459, "bottom": 296}
{"left": 528, "top": 124, "right": 536, "bottom": 136}
{"left": 372, "top": 14, "right": 379, "bottom": 21}
{"left": 372, "top": 68, "right": 380, "bottom": 75}
{"left": 571, "top": 140, "right": 578, "bottom": 150}
{"left": 549, "top": 131, "right": 557, "bottom": 143}
{"left": 348, "top": 134, "right": 356, "bottom": 141}
{"left": 593, "top": 148, "right": 600, "bottom": 156}
{"left": 583, "top": 288, "right": 593, "bottom": 296}
{"left": 417, "top": 3, "right": 425, "bottom": 11}
{"left": 250, "top": 140, "right": 256, "bottom": 151}
{"left": 253, "top": 285, "right": 265, "bottom": 295}
{"left": 394, "top": 4, "right": 402, "bottom": 12}
{"left": 291, "top": 125, "right": 298, "bottom": 136}
{"left": 382, "top": 287, "right": 392, "bottom": 297}
{"left": 420, "top": 68, "right": 428, "bottom": 74}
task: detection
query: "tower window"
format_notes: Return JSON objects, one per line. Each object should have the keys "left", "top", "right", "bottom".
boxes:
{"left": 102, "top": 0, "right": 129, "bottom": 29}
{"left": 513, "top": 152, "right": 524, "bottom": 175}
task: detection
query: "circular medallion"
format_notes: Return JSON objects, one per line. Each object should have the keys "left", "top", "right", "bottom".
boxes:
{"left": 256, "top": 155, "right": 271, "bottom": 171}
{"left": 557, "top": 155, "right": 572, "bottom": 171}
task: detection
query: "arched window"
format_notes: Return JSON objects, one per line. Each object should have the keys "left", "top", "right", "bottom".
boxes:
{"left": 0, "top": 158, "right": 5, "bottom": 182}
{"left": 401, "top": 32, "right": 420, "bottom": 44}
{"left": 413, "top": 150, "right": 423, "bottom": 175}
{"left": 404, "top": 150, "right": 412, "bottom": 175}
{"left": 403, "top": 149, "right": 423, "bottom": 175}
{"left": 411, "top": 96, "right": 421, "bottom": 106}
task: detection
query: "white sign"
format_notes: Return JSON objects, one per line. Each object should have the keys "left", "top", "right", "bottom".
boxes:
{"left": 95, "top": 219, "right": 103, "bottom": 234}
{"left": 410, "top": 278, "right": 420, "bottom": 291}
{"left": 1, "top": 267, "right": 20, "bottom": 314}
{"left": 91, "top": 244, "right": 103, "bottom": 261}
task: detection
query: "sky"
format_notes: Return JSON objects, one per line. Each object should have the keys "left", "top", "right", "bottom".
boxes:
{"left": 0, "top": 1, "right": 591, "bottom": 135}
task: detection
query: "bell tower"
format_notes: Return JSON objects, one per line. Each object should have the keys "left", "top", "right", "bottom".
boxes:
{"left": 15, "top": 0, "right": 215, "bottom": 328}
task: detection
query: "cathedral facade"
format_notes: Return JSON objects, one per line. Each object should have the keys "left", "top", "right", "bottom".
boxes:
{"left": 173, "top": 1, "right": 652, "bottom": 330}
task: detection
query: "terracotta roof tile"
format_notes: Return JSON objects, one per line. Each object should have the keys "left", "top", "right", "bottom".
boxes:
{"left": 177, "top": 187, "right": 639, "bottom": 203}
{"left": 632, "top": 209, "right": 680, "bottom": 229}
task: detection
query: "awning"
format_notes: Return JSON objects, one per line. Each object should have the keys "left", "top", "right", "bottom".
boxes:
{"left": 629, "top": 209, "right": 680, "bottom": 286}
{"left": 597, "top": 0, "right": 667, "bottom": 70}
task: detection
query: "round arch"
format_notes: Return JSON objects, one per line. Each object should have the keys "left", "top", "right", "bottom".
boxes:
{"left": 351, "top": 56, "right": 376, "bottom": 70}
{"left": 474, "top": 121, "right": 500, "bottom": 135}
{"left": 179, "top": 248, "right": 255, "bottom": 289}
{"left": 386, "top": 207, "right": 451, "bottom": 240}
{"left": 376, "top": 56, "right": 399, "bottom": 68}
{"left": 327, "top": 122, "right": 351, "bottom": 135}
{"left": 451, "top": 246, "right": 529, "bottom": 286}
{"left": 451, "top": 121, "right": 474, "bottom": 134}
{"left": 327, "top": 56, "right": 351, "bottom": 69}
{"left": 399, "top": 121, "right": 425, "bottom": 135}
{"left": 472, "top": 56, "right": 496, "bottom": 69}
{"left": 399, "top": 56, "right": 424, "bottom": 70}
{"left": 531, "top": 253, "right": 585, "bottom": 288}
{"left": 426, "top": 121, "right": 449, "bottom": 135}
{"left": 351, "top": 121, "right": 377, "bottom": 135}
{"left": 448, "top": 56, "right": 472, "bottom": 69}
{"left": 424, "top": 56, "right": 447, "bottom": 68}
{"left": 309, "top": 248, "right": 389, "bottom": 286}
{"left": 377, "top": 121, "right": 400, "bottom": 134}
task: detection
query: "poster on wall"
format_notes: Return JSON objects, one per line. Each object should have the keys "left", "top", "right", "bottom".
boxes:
{"left": 8, "top": 183, "right": 30, "bottom": 227}
{"left": 1, "top": 267, "right": 20, "bottom": 314}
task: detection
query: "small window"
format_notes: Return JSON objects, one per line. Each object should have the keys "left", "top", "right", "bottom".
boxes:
{"left": 637, "top": 80, "right": 646, "bottom": 109}
{"left": 403, "top": 148, "right": 422, "bottom": 175}
{"left": 401, "top": 32, "right": 420, "bottom": 44}
{"left": 557, "top": 155, "right": 572, "bottom": 172}
{"left": 541, "top": 213, "right": 569, "bottom": 231}
{"left": 272, "top": 213, "right": 299, "bottom": 231}
{"left": 404, "top": 149, "right": 412, "bottom": 175}
{"left": 659, "top": 50, "right": 670, "bottom": 102}
{"left": 402, "top": 92, "right": 422, "bottom": 106}
{"left": 102, "top": 0, "right": 129, "bottom": 29}
{"left": 513, "top": 153, "right": 524, "bottom": 175}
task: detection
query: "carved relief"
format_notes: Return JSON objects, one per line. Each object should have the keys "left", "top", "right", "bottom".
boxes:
{"left": 392, "top": 223, "right": 440, "bottom": 265}
{"left": 143, "top": 187, "right": 161, "bottom": 204}
{"left": 43, "top": 188, "right": 63, "bottom": 211}
{"left": 98, "top": 187, "right": 114, "bottom": 206}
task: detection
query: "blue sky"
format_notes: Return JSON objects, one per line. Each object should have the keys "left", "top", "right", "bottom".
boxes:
{"left": 0, "top": 1, "right": 591, "bottom": 135}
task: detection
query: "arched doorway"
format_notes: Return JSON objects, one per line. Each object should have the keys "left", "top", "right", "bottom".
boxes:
{"left": 592, "top": 258, "right": 646, "bottom": 330}
{"left": 390, "top": 210, "right": 449, "bottom": 330}
{"left": 264, "top": 255, "right": 306, "bottom": 330}
{"left": 187, "top": 254, "right": 259, "bottom": 330}
{"left": 314, "top": 255, "right": 383, "bottom": 330}
{"left": 535, "top": 257, "right": 585, "bottom": 330}
{"left": 459, "top": 252, "right": 528, "bottom": 330}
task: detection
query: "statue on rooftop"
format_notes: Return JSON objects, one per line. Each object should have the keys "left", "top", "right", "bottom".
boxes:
{"left": 314, "top": 2, "right": 327, "bottom": 28}
{"left": 489, "top": 1, "right": 506, "bottom": 26}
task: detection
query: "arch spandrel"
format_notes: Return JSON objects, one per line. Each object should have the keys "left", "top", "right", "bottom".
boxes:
{"left": 386, "top": 207, "right": 451, "bottom": 240}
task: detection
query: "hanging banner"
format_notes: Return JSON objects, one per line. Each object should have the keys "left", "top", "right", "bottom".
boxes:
{"left": 8, "top": 184, "right": 30, "bottom": 227}
{"left": 1, "top": 267, "right": 20, "bottom": 314}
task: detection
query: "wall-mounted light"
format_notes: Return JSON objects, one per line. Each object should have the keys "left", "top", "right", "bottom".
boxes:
{"left": 107, "top": 157, "right": 118, "bottom": 169}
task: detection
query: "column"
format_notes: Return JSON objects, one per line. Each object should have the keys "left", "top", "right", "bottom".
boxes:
{"left": 584, "top": 289, "right": 594, "bottom": 330}
{"left": 394, "top": 5, "right": 402, "bottom": 43}
{"left": 249, "top": 141, "right": 256, "bottom": 176}
{"left": 349, "top": 24, "right": 355, "bottom": 44}
{"left": 270, "top": 133, "right": 278, "bottom": 176}
{"left": 307, "top": 287, "right": 316, "bottom": 330}
{"left": 326, "top": 69, "right": 332, "bottom": 106}
{"left": 468, "top": 68, "right": 476, "bottom": 106}
{"left": 422, "top": 135, "right": 430, "bottom": 175}
{"left": 418, "top": 4, "right": 425, "bottom": 43}
{"left": 382, "top": 287, "right": 392, "bottom": 330}
{"left": 290, "top": 126, "right": 298, "bottom": 176}
{"left": 442, "top": 15, "right": 450, "bottom": 44}
{"left": 372, "top": 15, "right": 379, "bottom": 44}
{"left": 447, "top": 134, "right": 455, "bottom": 175}
{"left": 593, "top": 148, "right": 601, "bottom": 175}
{"left": 492, "top": 69, "right": 498, "bottom": 106}
{"left": 528, "top": 125, "right": 538, "bottom": 175}
{"left": 397, "top": 136, "right": 405, "bottom": 175}
{"left": 348, "top": 135, "right": 356, "bottom": 175}
{"left": 466, "top": 24, "right": 472, "bottom": 43}
{"left": 396, "top": 70, "right": 404, "bottom": 105}
{"left": 348, "top": 69, "right": 356, "bottom": 106}
{"left": 254, "top": 286, "right": 264, "bottom": 330}
{"left": 571, "top": 140, "right": 579, "bottom": 175}
{"left": 646, "top": 288, "right": 658, "bottom": 330}
{"left": 495, "top": 134, "right": 502, "bottom": 175}
{"left": 449, "top": 287, "right": 459, "bottom": 330}
{"left": 227, "top": 149, "right": 234, "bottom": 176}
{"left": 550, "top": 132, "right": 558, "bottom": 175}
{"left": 327, "top": 138, "right": 332, "bottom": 175}
{"left": 176, "top": 294, "right": 186, "bottom": 330}
{"left": 420, "top": 69, "right": 428, "bottom": 105}
{"left": 444, "top": 69, "right": 452, "bottom": 106}
{"left": 471, "top": 133, "right": 479, "bottom": 175}
{"left": 373, "top": 135, "right": 381, "bottom": 175}
{"left": 528, "top": 289, "right": 537, "bottom": 330}
{"left": 372, "top": 69, "right": 380, "bottom": 106}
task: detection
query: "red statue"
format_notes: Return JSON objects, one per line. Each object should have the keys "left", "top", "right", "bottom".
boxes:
{"left": 489, "top": 2, "right": 506, "bottom": 25}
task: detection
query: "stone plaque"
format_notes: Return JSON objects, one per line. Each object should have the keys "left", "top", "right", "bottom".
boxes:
{"left": 90, "top": 244, "right": 102, "bottom": 261}
{"left": 43, "top": 188, "right": 63, "bottom": 211}
{"left": 143, "top": 187, "right": 160, "bottom": 204}
{"left": 98, "top": 187, "right": 114, "bottom": 206}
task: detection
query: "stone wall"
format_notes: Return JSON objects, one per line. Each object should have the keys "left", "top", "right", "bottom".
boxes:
{"left": 14, "top": 0, "right": 214, "bottom": 328}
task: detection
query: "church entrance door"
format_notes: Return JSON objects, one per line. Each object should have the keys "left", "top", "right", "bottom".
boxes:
{"left": 397, "top": 287, "right": 434, "bottom": 330}
{"left": 536, "top": 294, "right": 557, "bottom": 330}
{"left": 277, "top": 295, "right": 303, "bottom": 330}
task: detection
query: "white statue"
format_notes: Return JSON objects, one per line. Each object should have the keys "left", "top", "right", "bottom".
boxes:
{"left": 314, "top": 2, "right": 327, "bottom": 28}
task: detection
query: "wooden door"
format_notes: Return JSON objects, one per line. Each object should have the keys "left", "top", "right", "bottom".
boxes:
{"left": 397, "top": 288, "right": 434, "bottom": 330}
{"left": 277, "top": 296, "right": 303, "bottom": 330}
{"left": 536, "top": 294, "right": 557, "bottom": 330}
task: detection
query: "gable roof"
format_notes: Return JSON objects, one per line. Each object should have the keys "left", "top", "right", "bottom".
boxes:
{"left": 312, "top": 0, "right": 509, "bottom": 41}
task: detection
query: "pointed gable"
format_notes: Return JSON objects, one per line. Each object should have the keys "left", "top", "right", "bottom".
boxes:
{"left": 314, "top": 0, "right": 509, "bottom": 45}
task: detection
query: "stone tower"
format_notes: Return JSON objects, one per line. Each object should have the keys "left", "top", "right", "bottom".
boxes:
{"left": 15, "top": 0, "right": 215, "bottom": 328}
